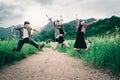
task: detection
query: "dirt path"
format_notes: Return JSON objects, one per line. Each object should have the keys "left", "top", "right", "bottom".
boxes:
{"left": 0, "top": 48, "right": 115, "bottom": 80}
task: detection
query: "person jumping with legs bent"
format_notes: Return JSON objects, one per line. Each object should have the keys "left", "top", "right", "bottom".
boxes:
{"left": 46, "top": 15, "right": 70, "bottom": 50}
{"left": 74, "top": 14, "right": 98, "bottom": 53}
{"left": 12, "top": 21, "right": 44, "bottom": 52}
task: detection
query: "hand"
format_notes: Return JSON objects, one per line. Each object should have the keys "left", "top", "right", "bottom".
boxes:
{"left": 60, "top": 15, "right": 63, "bottom": 22}
{"left": 49, "top": 18, "right": 52, "bottom": 21}
{"left": 46, "top": 14, "right": 48, "bottom": 18}
{"left": 76, "top": 14, "right": 78, "bottom": 19}
{"left": 60, "top": 15, "right": 62, "bottom": 19}
{"left": 56, "top": 35, "right": 60, "bottom": 39}
{"left": 46, "top": 14, "right": 51, "bottom": 20}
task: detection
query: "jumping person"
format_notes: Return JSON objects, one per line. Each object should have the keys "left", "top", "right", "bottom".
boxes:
{"left": 12, "top": 21, "right": 44, "bottom": 52}
{"left": 74, "top": 14, "right": 98, "bottom": 53}
{"left": 46, "top": 15, "right": 70, "bottom": 50}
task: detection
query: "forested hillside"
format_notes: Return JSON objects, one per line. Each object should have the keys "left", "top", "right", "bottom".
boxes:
{"left": 34, "top": 16, "right": 120, "bottom": 41}
{"left": 0, "top": 16, "right": 120, "bottom": 41}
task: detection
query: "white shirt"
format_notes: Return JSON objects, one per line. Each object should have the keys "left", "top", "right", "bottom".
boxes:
{"left": 22, "top": 28, "right": 29, "bottom": 39}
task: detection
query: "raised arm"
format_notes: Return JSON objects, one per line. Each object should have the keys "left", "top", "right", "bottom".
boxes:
{"left": 12, "top": 26, "right": 16, "bottom": 38}
{"left": 76, "top": 14, "right": 79, "bottom": 20}
{"left": 59, "top": 16, "right": 63, "bottom": 25}
{"left": 46, "top": 14, "right": 55, "bottom": 27}
{"left": 12, "top": 25, "right": 22, "bottom": 37}
{"left": 85, "top": 20, "right": 97, "bottom": 28}
{"left": 76, "top": 14, "right": 80, "bottom": 32}
{"left": 76, "top": 19, "right": 80, "bottom": 32}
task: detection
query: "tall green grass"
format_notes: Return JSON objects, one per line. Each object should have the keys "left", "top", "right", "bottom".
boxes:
{"left": 57, "top": 30, "right": 120, "bottom": 72}
{"left": 0, "top": 40, "right": 46, "bottom": 68}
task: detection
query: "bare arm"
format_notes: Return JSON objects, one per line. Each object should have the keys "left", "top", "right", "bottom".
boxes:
{"left": 75, "top": 14, "right": 80, "bottom": 32}
{"left": 32, "top": 28, "right": 40, "bottom": 32}
{"left": 12, "top": 25, "right": 22, "bottom": 38}
{"left": 85, "top": 20, "right": 97, "bottom": 28}
{"left": 46, "top": 14, "right": 55, "bottom": 27}
{"left": 76, "top": 19, "right": 80, "bottom": 32}
{"left": 59, "top": 16, "right": 63, "bottom": 25}
{"left": 12, "top": 26, "right": 16, "bottom": 38}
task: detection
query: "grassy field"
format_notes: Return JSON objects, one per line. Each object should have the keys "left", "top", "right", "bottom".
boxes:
{"left": 0, "top": 40, "right": 49, "bottom": 68}
{"left": 57, "top": 31, "right": 120, "bottom": 72}
{"left": 0, "top": 29, "right": 120, "bottom": 73}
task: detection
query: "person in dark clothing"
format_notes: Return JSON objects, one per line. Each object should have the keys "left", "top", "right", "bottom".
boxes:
{"left": 74, "top": 14, "right": 98, "bottom": 53}
{"left": 12, "top": 21, "right": 44, "bottom": 52}
{"left": 46, "top": 15, "right": 69, "bottom": 50}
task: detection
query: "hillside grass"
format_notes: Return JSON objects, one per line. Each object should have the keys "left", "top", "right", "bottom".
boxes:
{"left": 0, "top": 40, "right": 49, "bottom": 68}
{"left": 57, "top": 31, "right": 120, "bottom": 72}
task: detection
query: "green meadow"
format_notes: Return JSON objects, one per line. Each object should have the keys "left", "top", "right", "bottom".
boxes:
{"left": 57, "top": 29, "right": 120, "bottom": 72}
{"left": 0, "top": 40, "right": 49, "bottom": 68}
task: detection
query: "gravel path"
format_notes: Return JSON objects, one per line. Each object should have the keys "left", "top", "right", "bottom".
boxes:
{"left": 0, "top": 48, "right": 115, "bottom": 80}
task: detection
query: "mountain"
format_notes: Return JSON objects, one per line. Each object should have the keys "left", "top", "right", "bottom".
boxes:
{"left": 33, "top": 18, "right": 97, "bottom": 41}
{"left": 33, "top": 22, "right": 55, "bottom": 41}
{"left": 0, "top": 16, "right": 120, "bottom": 41}
{"left": 0, "top": 18, "right": 96, "bottom": 41}
{"left": 0, "top": 27, "right": 12, "bottom": 40}
{"left": 35, "top": 16, "right": 120, "bottom": 41}
{"left": 86, "top": 16, "right": 120, "bottom": 36}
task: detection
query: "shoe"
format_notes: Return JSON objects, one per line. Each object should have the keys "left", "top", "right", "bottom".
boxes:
{"left": 77, "top": 50, "right": 82, "bottom": 54}
{"left": 75, "top": 49, "right": 82, "bottom": 54}
{"left": 88, "top": 39, "right": 93, "bottom": 44}
{"left": 46, "top": 39, "right": 52, "bottom": 44}
{"left": 12, "top": 47, "right": 16, "bottom": 52}
{"left": 61, "top": 44, "right": 64, "bottom": 48}
{"left": 38, "top": 44, "right": 45, "bottom": 51}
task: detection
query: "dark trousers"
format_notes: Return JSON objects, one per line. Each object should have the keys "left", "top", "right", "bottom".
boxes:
{"left": 13, "top": 38, "right": 39, "bottom": 52}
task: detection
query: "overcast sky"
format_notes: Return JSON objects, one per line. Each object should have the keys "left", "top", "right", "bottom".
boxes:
{"left": 0, "top": 0, "right": 120, "bottom": 28}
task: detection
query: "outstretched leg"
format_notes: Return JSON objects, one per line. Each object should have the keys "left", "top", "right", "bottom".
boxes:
{"left": 85, "top": 39, "right": 93, "bottom": 51}
{"left": 27, "top": 38, "right": 44, "bottom": 50}
{"left": 12, "top": 40, "right": 24, "bottom": 52}
{"left": 46, "top": 39, "right": 59, "bottom": 50}
{"left": 50, "top": 41, "right": 59, "bottom": 50}
{"left": 62, "top": 41, "right": 70, "bottom": 48}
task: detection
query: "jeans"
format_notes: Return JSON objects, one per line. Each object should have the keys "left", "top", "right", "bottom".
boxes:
{"left": 13, "top": 38, "right": 39, "bottom": 52}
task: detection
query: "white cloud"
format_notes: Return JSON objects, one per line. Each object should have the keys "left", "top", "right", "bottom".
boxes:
{"left": 0, "top": 0, "right": 120, "bottom": 27}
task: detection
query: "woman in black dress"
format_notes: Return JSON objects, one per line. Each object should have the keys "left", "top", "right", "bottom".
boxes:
{"left": 74, "top": 14, "right": 97, "bottom": 53}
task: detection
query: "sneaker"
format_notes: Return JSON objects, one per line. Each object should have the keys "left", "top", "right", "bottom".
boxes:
{"left": 38, "top": 44, "right": 45, "bottom": 51}
{"left": 88, "top": 39, "right": 93, "bottom": 44}
{"left": 46, "top": 39, "right": 52, "bottom": 44}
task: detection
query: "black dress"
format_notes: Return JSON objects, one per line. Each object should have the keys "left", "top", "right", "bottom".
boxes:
{"left": 74, "top": 24, "right": 87, "bottom": 49}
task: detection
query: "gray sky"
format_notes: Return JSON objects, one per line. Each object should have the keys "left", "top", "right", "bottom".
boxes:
{"left": 0, "top": 0, "right": 120, "bottom": 28}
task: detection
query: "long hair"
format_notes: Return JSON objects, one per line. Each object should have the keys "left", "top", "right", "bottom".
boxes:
{"left": 53, "top": 20, "right": 59, "bottom": 27}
